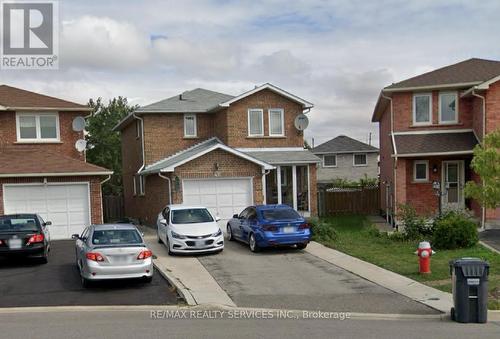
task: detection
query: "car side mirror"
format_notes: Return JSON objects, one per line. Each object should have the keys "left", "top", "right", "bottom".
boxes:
{"left": 233, "top": 214, "right": 239, "bottom": 219}
{"left": 44, "top": 221, "right": 52, "bottom": 226}
{"left": 215, "top": 216, "right": 221, "bottom": 222}
{"left": 71, "top": 234, "right": 80, "bottom": 240}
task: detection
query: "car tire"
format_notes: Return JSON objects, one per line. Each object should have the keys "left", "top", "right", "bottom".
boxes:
{"left": 39, "top": 249, "right": 49, "bottom": 264}
{"left": 296, "top": 243, "right": 307, "bottom": 250}
{"left": 81, "top": 275, "right": 90, "bottom": 288}
{"left": 227, "top": 224, "right": 234, "bottom": 241}
{"left": 166, "top": 238, "right": 173, "bottom": 256}
{"left": 157, "top": 228, "right": 163, "bottom": 244}
{"left": 144, "top": 276, "right": 153, "bottom": 283}
{"left": 249, "top": 233, "right": 260, "bottom": 253}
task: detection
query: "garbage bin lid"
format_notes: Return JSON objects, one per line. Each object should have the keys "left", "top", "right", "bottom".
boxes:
{"left": 450, "top": 257, "right": 489, "bottom": 277}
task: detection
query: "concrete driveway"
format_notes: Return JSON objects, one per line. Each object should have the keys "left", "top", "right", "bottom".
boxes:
{"left": 197, "top": 240, "right": 439, "bottom": 314}
{"left": 480, "top": 230, "right": 500, "bottom": 252}
{"left": 0, "top": 240, "right": 179, "bottom": 307}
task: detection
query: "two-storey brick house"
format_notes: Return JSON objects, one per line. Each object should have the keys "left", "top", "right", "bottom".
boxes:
{"left": 115, "top": 83, "right": 320, "bottom": 224}
{"left": 0, "top": 85, "right": 112, "bottom": 239}
{"left": 372, "top": 58, "right": 500, "bottom": 228}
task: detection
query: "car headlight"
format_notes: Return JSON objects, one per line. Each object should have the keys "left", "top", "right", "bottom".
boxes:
{"left": 171, "top": 231, "right": 186, "bottom": 239}
{"left": 212, "top": 229, "right": 222, "bottom": 237}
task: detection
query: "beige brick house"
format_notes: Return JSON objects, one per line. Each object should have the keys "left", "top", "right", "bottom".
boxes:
{"left": 0, "top": 85, "right": 112, "bottom": 239}
{"left": 114, "top": 83, "right": 320, "bottom": 225}
{"left": 372, "top": 58, "right": 500, "bottom": 228}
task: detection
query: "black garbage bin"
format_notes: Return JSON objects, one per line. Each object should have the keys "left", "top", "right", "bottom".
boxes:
{"left": 449, "top": 258, "right": 489, "bottom": 323}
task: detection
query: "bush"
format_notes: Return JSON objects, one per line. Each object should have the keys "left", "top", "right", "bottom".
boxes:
{"left": 432, "top": 211, "right": 478, "bottom": 249}
{"left": 397, "top": 204, "right": 433, "bottom": 240}
{"left": 308, "top": 217, "right": 338, "bottom": 243}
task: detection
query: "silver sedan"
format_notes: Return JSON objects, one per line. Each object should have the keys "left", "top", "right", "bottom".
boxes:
{"left": 72, "top": 224, "right": 153, "bottom": 287}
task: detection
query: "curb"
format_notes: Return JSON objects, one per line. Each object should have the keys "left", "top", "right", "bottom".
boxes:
{"left": 152, "top": 261, "right": 197, "bottom": 306}
{"left": 479, "top": 241, "right": 500, "bottom": 255}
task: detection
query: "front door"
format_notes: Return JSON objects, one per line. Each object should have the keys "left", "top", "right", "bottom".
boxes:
{"left": 441, "top": 161, "right": 465, "bottom": 210}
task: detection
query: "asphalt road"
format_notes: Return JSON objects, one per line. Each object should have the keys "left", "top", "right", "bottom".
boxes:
{"left": 480, "top": 230, "right": 500, "bottom": 252}
{"left": 0, "top": 309, "right": 499, "bottom": 339}
{"left": 0, "top": 240, "right": 179, "bottom": 307}
{"left": 198, "top": 240, "right": 439, "bottom": 314}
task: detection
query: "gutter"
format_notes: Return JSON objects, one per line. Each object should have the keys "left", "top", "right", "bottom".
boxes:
{"left": 0, "top": 171, "right": 113, "bottom": 178}
{"left": 471, "top": 88, "right": 487, "bottom": 230}
{"left": 158, "top": 173, "right": 172, "bottom": 205}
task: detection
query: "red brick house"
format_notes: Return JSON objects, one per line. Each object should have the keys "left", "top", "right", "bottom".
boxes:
{"left": 114, "top": 83, "right": 320, "bottom": 225}
{"left": 372, "top": 58, "right": 500, "bottom": 228}
{"left": 0, "top": 85, "right": 112, "bottom": 239}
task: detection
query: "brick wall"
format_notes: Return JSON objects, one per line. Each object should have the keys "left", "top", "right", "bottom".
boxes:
{"left": 309, "top": 164, "right": 318, "bottom": 216}
{"left": 379, "top": 105, "right": 393, "bottom": 214}
{"left": 392, "top": 91, "right": 473, "bottom": 132}
{"left": 316, "top": 152, "right": 379, "bottom": 183}
{"left": 224, "top": 89, "right": 304, "bottom": 148}
{"left": 0, "top": 110, "right": 86, "bottom": 160}
{"left": 0, "top": 176, "right": 103, "bottom": 224}
{"left": 486, "top": 81, "right": 500, "bottom": 133}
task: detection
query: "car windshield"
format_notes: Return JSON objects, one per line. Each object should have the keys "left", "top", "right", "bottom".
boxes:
{"left": 171, "top": 209, "right": 214, "bottom": 224}
{"left": 0, "top": 216, "right": 39, "bottom": 232}
{"left": 92, "top": 229, "right": 142, "bottom": 245}
{"left": 261, "top": 208, "right": 301, "bottom": 221}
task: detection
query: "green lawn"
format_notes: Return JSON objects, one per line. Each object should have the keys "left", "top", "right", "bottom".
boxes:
{"left": 315, "top": 215, "right": 500, "bottom": 310}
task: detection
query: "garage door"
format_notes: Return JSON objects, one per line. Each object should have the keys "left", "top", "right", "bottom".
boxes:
{"left": 182, "top": 179, "right": 252, "bottom": 219}
{"left": 3, "top": 183, "right": 91, "bottom": 240}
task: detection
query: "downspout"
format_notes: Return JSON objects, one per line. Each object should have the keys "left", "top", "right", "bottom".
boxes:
{"left": 133, "top": 113, "right": 146, "bottom": 174}
{"left": 471, "top": 89, "right": 486, "bottom": 230}
{"left": 381, "top": 92, "right": 396, "bottom": 225}
{"left": 99, "top": 175, "right": 112, "bottom": 223}
{"left": 158, "top": 172, "right": 172, "bottom": 205}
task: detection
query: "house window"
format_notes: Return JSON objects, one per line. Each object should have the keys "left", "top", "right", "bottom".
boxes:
{"left": 268, "top": 108, "right": 284, "bottom": 136}
{"left": 248, "top": 109, "right": 264, "bottom": 136}
{"left": 16, "top": 113, "right": 59, "bottom": 142}
{"left": 414, "top": 161, "right": 429, "bottom": 182}
{"left": 439, "top": 92, "right": 458, "bottom": 124}
{"left": 413, "top": 93, "right": 432, "bottom": 125}
{"left": 353, "top": 153, "right": 367, "bottom": 166}
{"left": 184, "top": 114, "right": 197, "bottom": 137}
{"left": 323, "top": 155, "right": 337, "bottom": 167}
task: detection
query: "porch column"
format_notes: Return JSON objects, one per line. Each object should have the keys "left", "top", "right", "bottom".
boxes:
{"left": 292, "top": 165, "right": 297, "bottom": 210}
{"left": 277, "top": 166, "right": 282, "bottom": 204}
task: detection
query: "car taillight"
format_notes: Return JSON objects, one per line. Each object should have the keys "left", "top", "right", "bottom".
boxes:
{"left": 0, "top": 239, "right": 3, "bottom": 245}
{"left": 137, "top": 250, "right": 152, "bottom": 260}
{"left": 298, "top": 223, "right": 310, "bottom": 230}
{"left": 86, "top": 252, "right": 105, "bottom": 262}
{"left": 262, "top": 224, "right": 278, "bottom": 232}
{"left": 27, "top": 234, "right": 44, "bottom": 245}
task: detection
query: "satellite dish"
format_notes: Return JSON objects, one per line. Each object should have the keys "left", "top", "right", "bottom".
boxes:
{"left": 75, "top": 139, "right": 88, "bottom": 152}
{"left": 294, "top": 114, "right": 309, "bottom": 131}
{"left": 72, "top": 116, "right": 86, "bottom": 132}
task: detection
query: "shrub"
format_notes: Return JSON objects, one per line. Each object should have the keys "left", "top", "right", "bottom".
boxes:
{"left": 397, "top": 204, "right": 432, "bottom": 240}
{"left": 432, "top": 211, "right": 478, "bottom": 249}
{"left": 308, "top": 217, "right": 338, "bottom": 243}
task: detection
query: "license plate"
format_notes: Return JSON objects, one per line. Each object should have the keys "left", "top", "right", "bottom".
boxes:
{"left": 9, "top": 239, "right": 22, "bottom": 249}
{"left": 282, "top": 226, "right": 295, "bottom": 233}
{"left": 112, "top": 255, "right": 129, "bottom": 263}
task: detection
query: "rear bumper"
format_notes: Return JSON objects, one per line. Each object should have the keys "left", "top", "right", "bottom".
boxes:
{"left": 257, "top": 232, "right": 311, "bottom": 247}
{"left": 82, "top": 259, "right": 154, "bottom": 281}
{"left": 0, "top": 244, "right": 46, "bottom": 258}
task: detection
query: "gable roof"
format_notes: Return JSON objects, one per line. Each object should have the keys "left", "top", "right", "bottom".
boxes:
{"left": 219, "top": 83, "right": 313, "bottom": 108}
{"left": 384, "top": 58, "right": 500, "bottom": 91}
{"left": 140, "top": 137, "right": 274, "bottom": 175}
{"left": 137, "top": 88, "right": 234, "bottom": 113}
{"left": 312, "top": 135, "right": 379, "bottom": 154}
{"left": 0, "top": 148, "right": 112, "bottom": 177}
{"left": 0, "top": 85, "right": 90, "bottom": 111}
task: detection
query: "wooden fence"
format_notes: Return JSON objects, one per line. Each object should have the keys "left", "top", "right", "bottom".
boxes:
{"left": 103, "top": 195, "right": 125, "bottom": 223}
{"left": 318, "top": 185, "right": 380, "bottom": 216}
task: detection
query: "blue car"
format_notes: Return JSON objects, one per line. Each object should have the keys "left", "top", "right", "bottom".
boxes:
{"left": 226, "top": 204, "right": 311, "bottom": 252}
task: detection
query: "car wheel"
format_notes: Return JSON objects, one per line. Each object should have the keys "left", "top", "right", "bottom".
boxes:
{"left": 249, "top": 233, "right": 260, "bottom": 253}
{"left": 39, "top": 248, "right": 49, "bottom": 264}
{"left": 144, "top": 276, "right": 153, "bottom": 283}
{"left": 166, "top": 238, "right": 173, "bottom": 256}
{"left": 227, "top": 224, "right": 234, "bottom": 241}
{"left": 157, "top": 228, "right": 163, "bottom": 244}
{"left": 296, "top": 243, "right": 307, "bottom": 250}
{"left": 81, "top": 275, "right": 90, "bottom": 288}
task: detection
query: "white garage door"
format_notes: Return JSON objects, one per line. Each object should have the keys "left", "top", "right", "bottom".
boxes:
{"left": 182, "top": 178, "right": 252, "bottom": 219}
{"left": 3, "top": 183, "right": 91, "bottom": 240}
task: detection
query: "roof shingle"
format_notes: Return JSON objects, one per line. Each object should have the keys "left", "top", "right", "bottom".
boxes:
{"left": 312, "top": 135, "right": 378, "bottom": 154}
{"left": 0, "top": 85, "right": 89, "bottom": 110}
{"left": 394, "top": 132, "right": 478, "bottom": 156}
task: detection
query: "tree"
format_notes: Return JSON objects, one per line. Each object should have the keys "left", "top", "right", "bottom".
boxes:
{"left": 464, "top": 129, "right": 500, "bottom": 209}
{"left": 86, "top": 97, "right": 137, "bottom": 195}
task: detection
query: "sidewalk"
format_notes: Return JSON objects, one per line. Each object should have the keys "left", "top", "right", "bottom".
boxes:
{"left": 141, "top": 227, "right": 236, "bottom": 307}
{"left": 305, "top": 241, "right": 453, "bottom": 314}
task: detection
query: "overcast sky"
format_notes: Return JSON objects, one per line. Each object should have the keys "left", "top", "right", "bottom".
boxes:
{"left": 2, "top": 0, "right": 500, "bottom": 147}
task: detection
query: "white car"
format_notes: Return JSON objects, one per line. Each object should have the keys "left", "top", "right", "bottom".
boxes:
{"left": 156, "top": 205, "right": 224, "bottom": 255}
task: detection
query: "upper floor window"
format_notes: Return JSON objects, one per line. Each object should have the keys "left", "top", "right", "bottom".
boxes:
{"left": 268, "top": 108, "right": 284, "bottom": 136}
{"left": 184, "top": 114, "right": 197, "bottom": 137}
{"left": 16, "top": 112, "right": 59, "bottom": 142}
{"left": 353, "top": 153, "right": 367, "bottom": 166}
{"left": 413, "top": 93, "right": 432, "bottom": 125}
{"left": 323, "top": 154, "right": 337, "bottom": 167}
{"left": 439, "top": 92, "right": 458, "bottom": 124}
{"left": 248, "top": 109, "right": 264, "bottom": 136}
